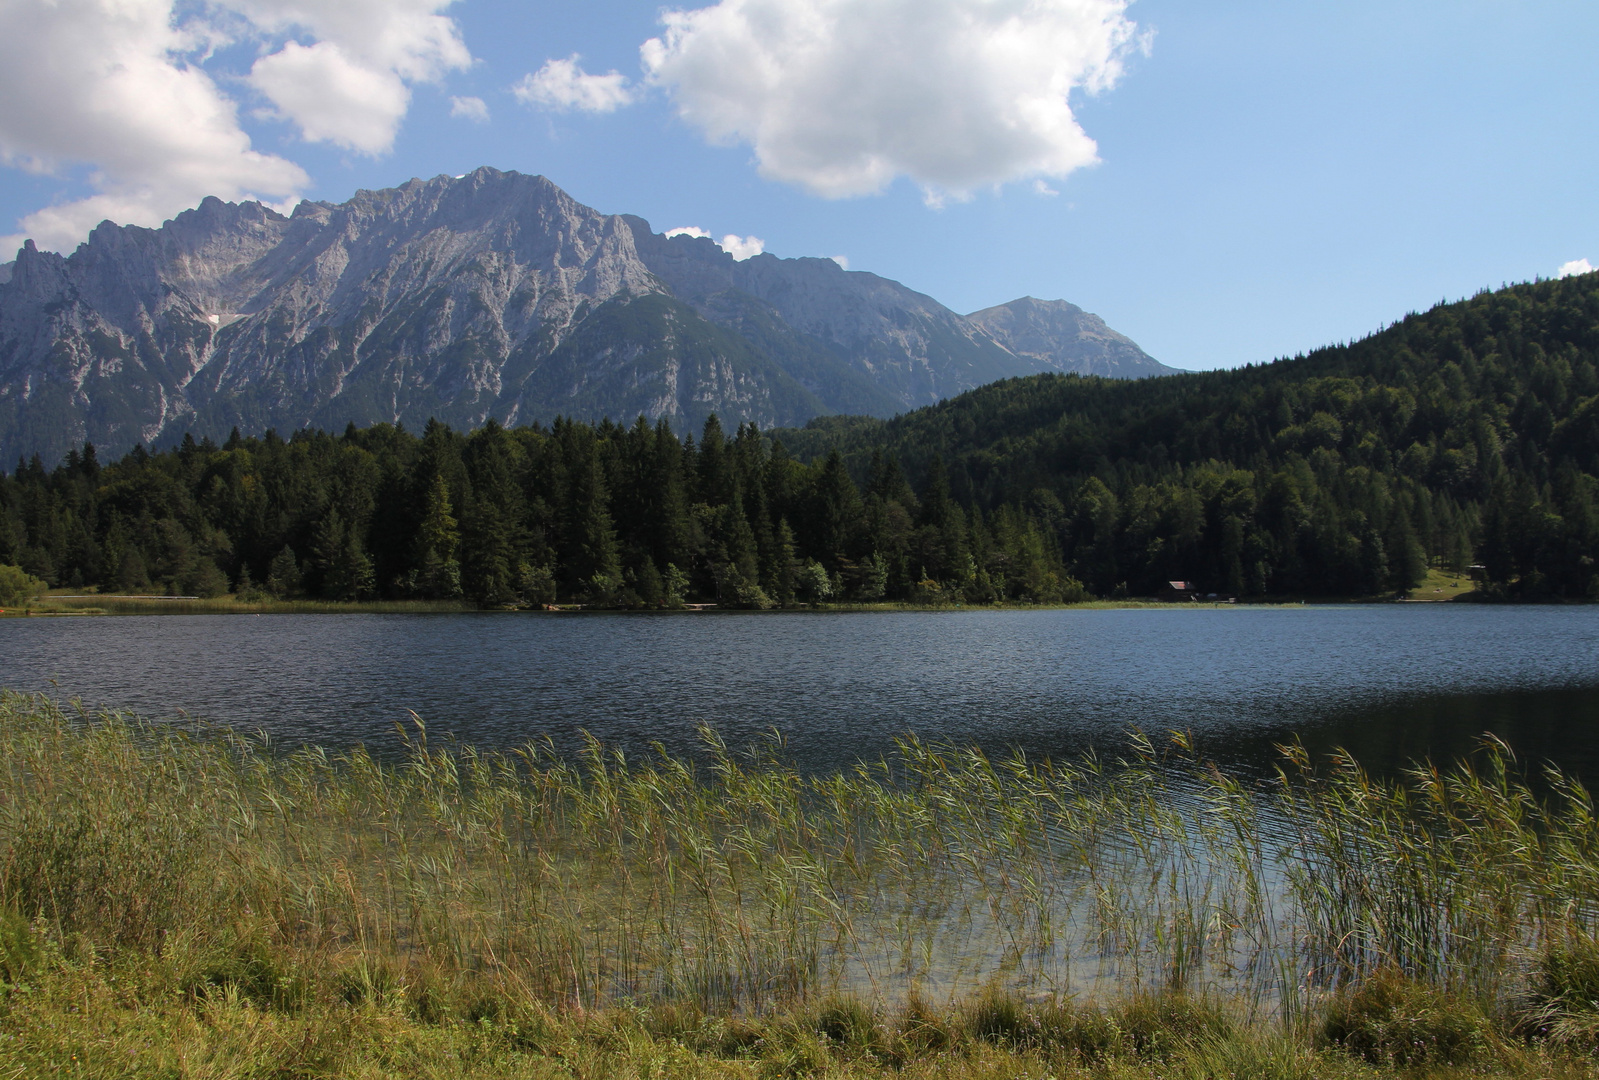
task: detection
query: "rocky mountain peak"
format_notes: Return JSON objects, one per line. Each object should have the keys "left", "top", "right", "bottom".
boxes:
{"left": 0, "top": 169, "right": 1169, "bottom": 464}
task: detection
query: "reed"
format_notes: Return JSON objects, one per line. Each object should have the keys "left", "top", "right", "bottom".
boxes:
{"left": 27, "top": 596, "right": 477, "bottom": 615}
{"left": 2, "top": 690, "right": 1599, "bottom": 1077}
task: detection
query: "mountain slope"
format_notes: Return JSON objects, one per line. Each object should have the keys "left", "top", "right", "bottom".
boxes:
{"left": 966, "top": 296, "right": 1179, "bottom": 378}
{"left": 7, "top": 275, "right": 1592, "bottom": 605}
{"left": 623, "top": 218, "right": 1030, "bottom": 405}
{"left": 0, "top": 168, "right": 1166, "bottom": 465}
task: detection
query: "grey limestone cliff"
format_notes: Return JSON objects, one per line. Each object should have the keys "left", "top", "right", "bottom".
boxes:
{"left": 0, "top": 169, "right": 1170, "bottom": 465}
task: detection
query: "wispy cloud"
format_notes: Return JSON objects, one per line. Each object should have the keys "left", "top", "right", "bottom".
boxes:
{"left": 449, "top": 95, "right": 489, "bottom": 123}
{"left": 514, "top": 55, "right": 634, "bottom": 113}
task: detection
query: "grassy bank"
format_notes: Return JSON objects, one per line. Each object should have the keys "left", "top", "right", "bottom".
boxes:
{"left": 7, "top": 592, "right": 1399, "bottom": 617}
{"left": 9, "top": 594, "right": 480, "bottom": 616}
{"left": 3, "top": 693, "right": 1599, "bottom": 1077}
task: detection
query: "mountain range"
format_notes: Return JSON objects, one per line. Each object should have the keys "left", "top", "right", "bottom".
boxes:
{"left": 0, "top": 167, "right": 1175, "bottom": 465}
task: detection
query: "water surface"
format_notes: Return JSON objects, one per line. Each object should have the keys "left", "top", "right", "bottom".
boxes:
{"left": 3, "top": 604, "right": 1597, "bottom": 776}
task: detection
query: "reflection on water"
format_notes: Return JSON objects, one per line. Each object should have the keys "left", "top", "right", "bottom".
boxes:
{"left": 1, "top": 604, "right": 1597, "bottom": 777}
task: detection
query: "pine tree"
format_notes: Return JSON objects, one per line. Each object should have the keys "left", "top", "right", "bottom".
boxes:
{"left": 697, "top": 414, "right": 733, "bottom": 507}
{"left": 766, "top": 517, "right": 798, "bottom": 606}
{"left": 561, "top": 431, "right": 620, "bottom": 595}
{"left": 266, "top": 545, "right": 301, "bottom": 598}
{"left": 415, "top": 471, "right": 462, "bottom": 598}
{"left": 809, "top": 450, "right": 864, "bottom": 568}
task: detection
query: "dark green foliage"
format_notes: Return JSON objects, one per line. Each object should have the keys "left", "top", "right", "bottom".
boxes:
{"left": 1518, "top": 936, "right": 1599, "bottom": 1043}
{"left": 1321, "top": 970, "right": 1494, "bottom": 1065}
{"left": 778, "top": 273, "right": 1599, "bottom": 598}
{"left": 0, "top": 410, "right": 1074, "bottom": 607}
{"left": 0, "top": 565, "right": 46, "bottom": 605}
{"left": 4, "top": 275, "right": 1595, "bottom": 602}
{"left": 1536, "top": 937, "right": 1599, "bottom": 1014}
{"left": 811, "top": 994, "right": 885, "bottom": 1054}
{"left": 184, "top": 931, "right": 310, "bottom": 1011}
{"left": 0, "top": 909, "right": 38, "bottom": 989}
{"left": 1107, "top": 992, "right": 1234, "bottom": 1060}
{"left": 944, "top": 989, "right": 1227, "bottom": 1062}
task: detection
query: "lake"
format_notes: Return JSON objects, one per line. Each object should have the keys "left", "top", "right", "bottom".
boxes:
{"left": 3, "top": 604, "right": 1598, "bottom": 779}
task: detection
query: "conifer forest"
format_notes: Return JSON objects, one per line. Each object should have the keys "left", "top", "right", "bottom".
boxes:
{"left": 1, "top": 273, "right": 1596, "bottom": 606}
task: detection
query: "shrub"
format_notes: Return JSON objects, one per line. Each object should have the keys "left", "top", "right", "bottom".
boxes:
{"left": 811, "top": 994, "right": 882, "bottom": 1054}
{"left": 0, "top": 564, "right": 45, "bottom": 606}
{"left": 958, "top": 986, "right": 1031, "bottom": 1047}
{"left": 0, "top": 909, "right": 39, "bottom": 990}
{"left": 1321, "top": 970, "right": 1493, "bottom": 1065}
{"left": 1109, "top": 990, "right": 1233, "bottom": 1060}
{"left": 181, "top": 931, "right": 308, "bottom": 1010}
{"left": 1034, "top": 1000, "right": 1121, "bottom": 1061}
{"left": 1519, "top": 935, "right": 1599, "bottom": 1044}
{"left": 895, "top": 989, "right": 956, "bottom": 1054}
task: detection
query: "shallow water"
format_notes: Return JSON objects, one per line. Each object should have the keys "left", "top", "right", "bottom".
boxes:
{"left": 3, "top": 604, "right": 1598, "bottom": 777}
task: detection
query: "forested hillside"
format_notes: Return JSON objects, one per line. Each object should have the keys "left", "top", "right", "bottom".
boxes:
{"left": 783, "top": 272, "right": 1599, "bottom": 600}
{"left": 1, "top": 273, "right": 1595, "bottom": 604}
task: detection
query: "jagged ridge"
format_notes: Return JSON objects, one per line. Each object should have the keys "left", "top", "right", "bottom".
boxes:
{"left": 0, "top": 168, "right": 1171, "bottom": 464}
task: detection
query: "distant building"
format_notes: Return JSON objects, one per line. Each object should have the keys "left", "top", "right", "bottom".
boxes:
{"left": 1162, "top": 581, "right": 1198, "bottom": 601}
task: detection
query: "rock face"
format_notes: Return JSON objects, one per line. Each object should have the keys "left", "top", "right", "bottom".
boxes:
{"left": 965, "top": 297, "right": 1180, "bottom": 379}
{"left": 0, "top": 168, "right": 1172, "bottom": 464}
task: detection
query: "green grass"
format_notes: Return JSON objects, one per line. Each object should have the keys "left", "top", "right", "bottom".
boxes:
{"left": 9, "top": 594, "right": 1296, "bottom": 617}
{"left": 3, "top": 692, "right": 1599, "bottom": 1077}
{"left": 1402, "top": 567, "right": 1480, "bottom": 601}
{"left": 14, "top": 594, "right": 480, "bottom": 616}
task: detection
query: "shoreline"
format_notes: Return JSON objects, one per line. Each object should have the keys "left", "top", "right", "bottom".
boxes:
{"left": 0, "top": 595, "right": 1490, "bottom": 617}
{"left": 2, "top": 691, "right": 1596, "bottom": 1080}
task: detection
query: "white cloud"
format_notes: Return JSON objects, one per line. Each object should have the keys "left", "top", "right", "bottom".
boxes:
{"left": 514, "top": 56, "right": 634, "bottom": 113}
{"left": 0, "top": 0, "right": 309, "bottom": 254}
{"left": 720, "top": 233, "right": 764, "bottom": 260}
{"left": 1033, "top": 179, "right": 1060, "bottom": 197}
{"left": 0, "top": 0, "right": 471, "bottom": 254}
{"left": 250, "top": 41, "right": 411, "bottom": 154}
{"left": 224, "top": 0, "right": 470, "bottom": 83}
{"left": 450, "top": 95, "right": 490, "bottom": 123}
{"left": 663, "top": 226, "right": 763, "bottom": 260}
{"left": 640, "top": 0, "right": 1144, "bottom": 201}
{"left": 829, "top": 254, "right": 849, "bottom": 270}
{"left": 1558, "top": 258, "right": 1594, "bottom": 279}
{"left": 237, "top": 0, "right": 471, "bottom": 154}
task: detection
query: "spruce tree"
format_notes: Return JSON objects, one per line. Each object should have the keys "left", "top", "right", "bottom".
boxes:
{"left": 415, "top": 471, "right": 462, "bottom": 598}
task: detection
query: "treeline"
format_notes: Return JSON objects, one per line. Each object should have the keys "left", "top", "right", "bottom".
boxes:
{"left": 3, "top": 273, "right": 1597, "bottom": 604}
{"left": 780, "top": 272, "right": 1599, "bottom": 599}
{"left": 0, "top": 415, "right": 1080, "bottom": 607}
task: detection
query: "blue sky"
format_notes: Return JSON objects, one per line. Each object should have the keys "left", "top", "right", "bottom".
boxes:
{"left": 0, "top": 0, "right": 1594, "bottom": 371}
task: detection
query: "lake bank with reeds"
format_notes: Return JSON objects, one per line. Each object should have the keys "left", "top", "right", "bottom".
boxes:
{"left": 5, "top": 691, "right": 1599, "bottom": 1077}
{"left": 6, "top": 592, "right": 1311, "bottom": 617}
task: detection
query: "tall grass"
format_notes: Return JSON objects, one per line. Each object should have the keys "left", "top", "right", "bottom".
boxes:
{"left": 28, "top": 596, "right": 476, "bottom": 615}
{"left": 0, "top": 688, "right": 1596, "bottom": 1035}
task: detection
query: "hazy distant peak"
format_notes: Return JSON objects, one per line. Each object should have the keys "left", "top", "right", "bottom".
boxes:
{"left": 967, "top": 296, "right": 1180, "bottom": 379}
